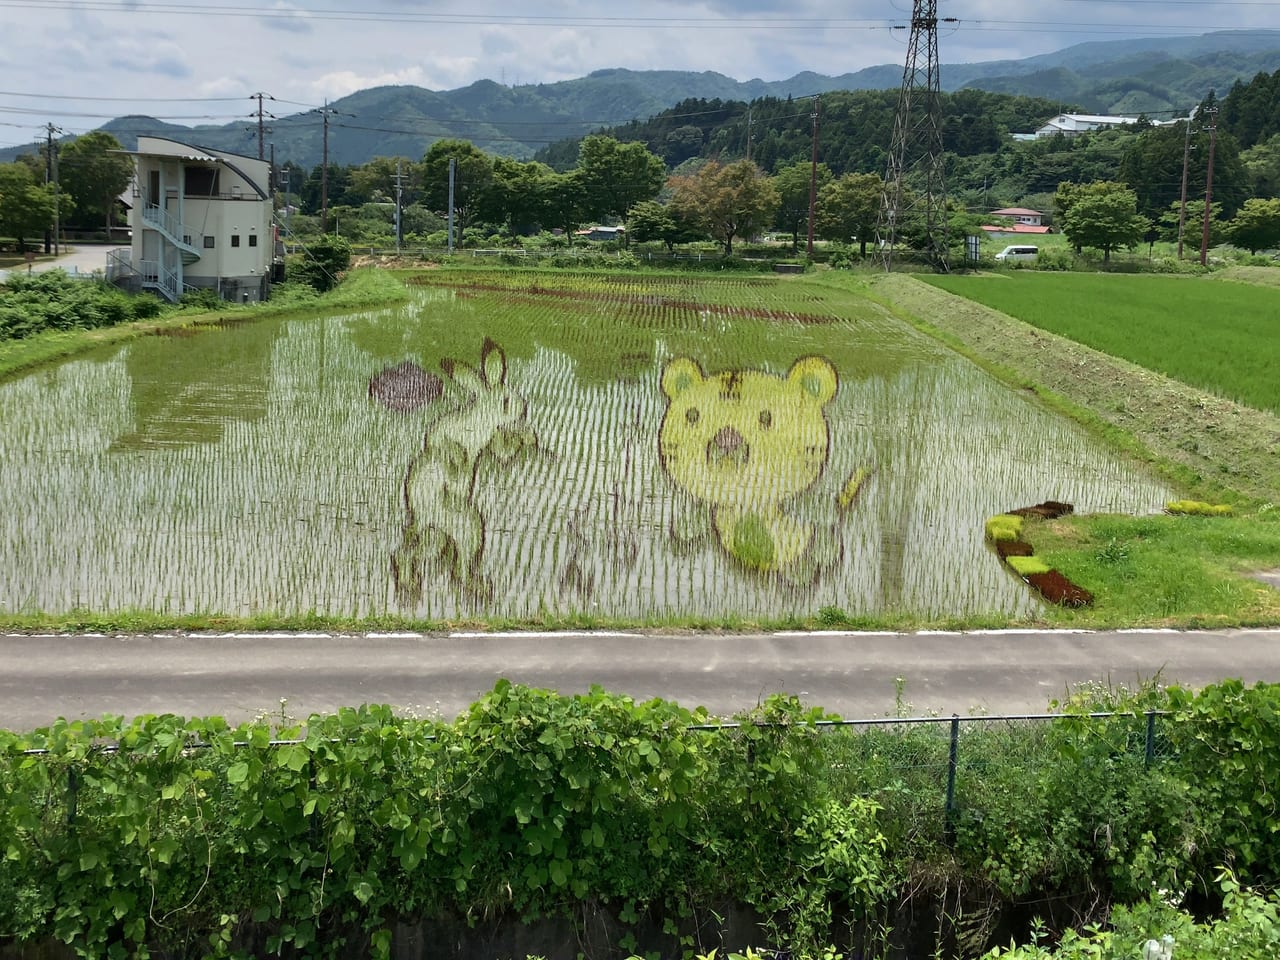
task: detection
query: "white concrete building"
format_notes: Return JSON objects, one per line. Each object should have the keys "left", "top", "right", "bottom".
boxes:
{"left": 1034, "top": 114, "right": 1142, "bottom": 139}
{"left": 108, "top": 137, "right": 276, "bottom": 302}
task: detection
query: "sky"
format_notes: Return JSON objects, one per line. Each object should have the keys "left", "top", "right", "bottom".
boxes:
{"left": 1, "top": 0, "right": 1278, "bottom": 149}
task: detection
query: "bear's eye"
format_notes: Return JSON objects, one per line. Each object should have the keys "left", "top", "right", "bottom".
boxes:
{"left": 685, "top": 407, "right": 701, "bottom": 426}
{"left": 758, "top": 410, "right": 773, "bottom": 429}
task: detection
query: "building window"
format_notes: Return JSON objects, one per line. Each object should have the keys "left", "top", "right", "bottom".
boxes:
{"left": 231, "top": 235, "right": 241, "bottom": 248}
{"left": 203, "top": 236, "right": 216, "bottom": 249}
{"left": 248, "top": 234, "right": 258, "bottom": 247}
{"left": 185, "top": 166, "right": 220, "bottom": 197}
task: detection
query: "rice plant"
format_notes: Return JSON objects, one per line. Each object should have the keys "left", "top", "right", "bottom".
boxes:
{"left": 0, "top": 270, "right": 1175, "bottom": 621}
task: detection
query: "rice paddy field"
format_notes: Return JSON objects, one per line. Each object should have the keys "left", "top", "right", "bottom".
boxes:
{"left": 921, "top": 272, "right": 1280, "bottom": 414}
{"left": 0, "top": 269, "right": 1176, "bottom": 623}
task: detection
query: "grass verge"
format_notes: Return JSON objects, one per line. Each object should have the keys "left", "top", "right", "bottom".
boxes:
{"left": 852, "top": 271, "right": 1280, "bottom": 629}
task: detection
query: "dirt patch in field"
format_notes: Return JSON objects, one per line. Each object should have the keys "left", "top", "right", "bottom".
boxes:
{"left": 868, "top": 274, "right": 1280, "bottom": 503}
{"left": 1251, "top": 570, "right": 1280, "bottom": 591}
{"left": 352, "top": 255, "right": 439, "bottom": 270}
{"left": 409, "top": 275, "right": 837, "bottom": 324}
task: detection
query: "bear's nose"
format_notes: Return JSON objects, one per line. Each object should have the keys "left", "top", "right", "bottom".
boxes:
{"left": 713, "top": 426, "right": 744, "bottom": 455}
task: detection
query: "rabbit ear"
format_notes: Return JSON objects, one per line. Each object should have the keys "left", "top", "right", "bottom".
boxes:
{"left": 440, "top": 357, "right": 483, "bottom": 396}
{"left": 480, "top": 338, "right": 506, "bottom": 386}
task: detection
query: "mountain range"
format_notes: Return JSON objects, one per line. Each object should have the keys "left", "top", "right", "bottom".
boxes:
{"left": 5, "top": 29, "right": 1280, "bottom": 170}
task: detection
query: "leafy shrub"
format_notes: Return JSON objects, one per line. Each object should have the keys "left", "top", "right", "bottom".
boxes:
{"left": 178, "top": 287, "right": 226, "bottom": 311}
{"left": 290, "top": 234, "right": 352, "bottom": 292}
{"left": 0, "top": 687, "right": 888, "bottom": 959}
{"left": 984, "top": 874, "right": 1280, "bottom": 959}
{"left": 1033, "top": 248, "right": 1075, "bottom": 271}
{"left": 0, "top": 271, "right": 170, "bottom": 341}
{"left": 5, "top": 681, "right": 1280, "bottom": 959}
{"left": 1165, "top": 680, "right": 1280, "bottom": 883}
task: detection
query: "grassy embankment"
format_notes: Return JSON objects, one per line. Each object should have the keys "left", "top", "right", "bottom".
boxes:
{"left": 857, "top": 269, "right": 1280, "bottom": 628}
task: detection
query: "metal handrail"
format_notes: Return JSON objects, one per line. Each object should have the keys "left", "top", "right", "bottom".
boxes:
{"left": 141, "top": 205, "right": 202, "bottom": 250}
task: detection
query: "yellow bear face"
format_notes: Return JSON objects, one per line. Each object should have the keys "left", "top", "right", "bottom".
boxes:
{"left": 658, "top": 355, "right": 839, "bottom": 512}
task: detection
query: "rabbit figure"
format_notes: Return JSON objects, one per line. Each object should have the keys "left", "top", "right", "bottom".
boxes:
{"left": 392, "top": 338, "right": 533, "bottom": 603}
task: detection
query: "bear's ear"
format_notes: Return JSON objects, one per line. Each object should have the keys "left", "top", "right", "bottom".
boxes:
{"left": 787, "top": 356, "right": 838, "bottom": 405}
{"left": 661, "top": 357, "right": 705, "bottom": 399}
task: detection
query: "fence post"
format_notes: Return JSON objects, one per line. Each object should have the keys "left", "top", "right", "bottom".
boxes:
{"left": 944, "top": 714, "right": 960, "bottom": 845}
{"left": 1145, "top": 711, "right": 1156, "bottom": 769}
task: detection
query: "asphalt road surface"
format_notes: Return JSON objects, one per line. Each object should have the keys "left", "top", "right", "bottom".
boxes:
{"left": 2, "top": 628, "right": 1279, "bottom": 731}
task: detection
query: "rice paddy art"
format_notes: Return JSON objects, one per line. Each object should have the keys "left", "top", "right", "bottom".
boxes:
{"left": 0, "top": 270, "right": 1178, "bottom": 621}
{"left": 658, "top": 355, "right": 856, "bottom": 584}
{"left": 382, "top": 339, "right": 537, "bottom": 603}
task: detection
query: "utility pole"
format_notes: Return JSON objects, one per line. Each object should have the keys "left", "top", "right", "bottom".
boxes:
{"left": 277, "top": 164, "right": 293, "bottom": 240}
{"left": 447, "top": 157, "right": 456, "bottom": 253}
{"left": 251, "top": 92, "right": 274, "bottom": 161}
{"left": 1172, "top": 113, "right": 1192, "bottom": 259}
{"left": 44, "top": 123, "right": 63, "bottom": 255}
{"left": 806, "top": 96, "right": 821, "bottom": 257}
{"left": 312, "top": 100, "right": 339, "bottom": 234}
{"left": 745, "top": 104, "right": 753, "bottom": 163}
{"left": 878, "top": 0, "right": 954, "bottom": 272}
{"left": 1199, "top": 105, "right": 1219, "bottom": 267}
{"left": 393, "top": 159, "right": 406, "bottom": 254}
{"left": 1172, "top": 112, "right": 1192, "bottom": 259}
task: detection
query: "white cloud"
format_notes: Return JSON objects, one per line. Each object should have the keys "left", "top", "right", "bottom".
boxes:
{"left": 309, "top": 62, "right": 483, "bottom": 100}
{"left": 261, "top": 1, "right": 313, "bottom": 34}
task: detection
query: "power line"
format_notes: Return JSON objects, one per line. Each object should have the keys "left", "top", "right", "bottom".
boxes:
{"left": 0, "top": 90, "right": 257, "bottom": 103}
{"left": 0, "top": 0, "right": 1272, "bottom": 34}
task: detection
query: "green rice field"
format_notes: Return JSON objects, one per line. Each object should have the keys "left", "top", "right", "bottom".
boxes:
{"left": 922, "top": 272, "right": 1280, "bottom": 414}
{"left": 0, "top": 270, "right": 1175, "bottom": 622}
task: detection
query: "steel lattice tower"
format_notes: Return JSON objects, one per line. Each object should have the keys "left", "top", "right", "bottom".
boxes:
{"left": 878, "top": 0, "right": 949, "bottom": 271}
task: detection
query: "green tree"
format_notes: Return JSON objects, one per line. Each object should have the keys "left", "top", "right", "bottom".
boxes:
{"left": 1241, "top": 133, "right": 1280, "bottom": 197}
{"left": 421, "top": 139, "right": 493, "bottom": 239}
{"left": 814, "top": 172, "right": 881, "bottom": 256}
{"left": 1227, "top": 197, "right": 1280, "bottom": 253}
{"left": 626, "top": 199, "right": 704, "bottom": 252}
{"left": 771, "top": 160, "right": 833, "bottom": 251}
{"left": 346, "top": 156, "right": 420, "bottom": 207}
{"left": 669, "top": 159, "right": 779, "bottom": 257}
{"left": 575, "top": 136, "right": 666, "bottom": 239}
{"left": 543, "top": 170, "right": 586, "bottom": 239}
{"left": 480, "top": 157, "right": 554, "bottom": 235}
{"left": 1156, "top": 199, "right": 1226, "bottom": 248}
{"left": 300, "top": 163, "right": 355, "bottom": 217}
{"left": 1119, "top": 120, "right": 1249, "bottom": 221}
{"left": 1060, "top": 183, "right": 1150, "bottom": 262}
{"left": 0, "top": 162, "right": 59, "bottom": 252}
{"left": 58, "top": 131, "right": 133, "bottom": 234}
{"left": 292, "top": 233, "right": 351, "bottom": 292}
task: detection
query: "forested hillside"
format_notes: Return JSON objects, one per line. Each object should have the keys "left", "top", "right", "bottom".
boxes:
{"left": 535, "top": 89, "right": 1065, "bottom": 176}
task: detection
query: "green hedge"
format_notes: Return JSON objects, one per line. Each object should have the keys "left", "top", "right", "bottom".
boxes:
{"left": 2, "top": 680, "right": 1279, "bottom": 959}
{"left": 0, "top": 271, "right": 163, "bottom": 341}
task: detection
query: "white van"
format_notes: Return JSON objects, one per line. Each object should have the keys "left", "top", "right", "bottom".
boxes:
{"left": 995, "top": 245, "right": 1039, "bottom": 262}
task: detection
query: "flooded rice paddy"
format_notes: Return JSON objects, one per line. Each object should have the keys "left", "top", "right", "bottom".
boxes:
{"left": 0, "top": 271, "right": 1175, "bottom": 621}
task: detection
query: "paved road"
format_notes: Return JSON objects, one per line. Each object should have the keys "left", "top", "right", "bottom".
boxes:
{"left": 1, "top": 628, "right": 1278, "bottom": 731}
{"left": 0, "top": 244, "right": 126, "bottom": 283}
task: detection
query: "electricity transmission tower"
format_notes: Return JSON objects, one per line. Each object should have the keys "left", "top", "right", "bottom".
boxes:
{"left": 878, "top": 0, "right": 951, "bottom": 271}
